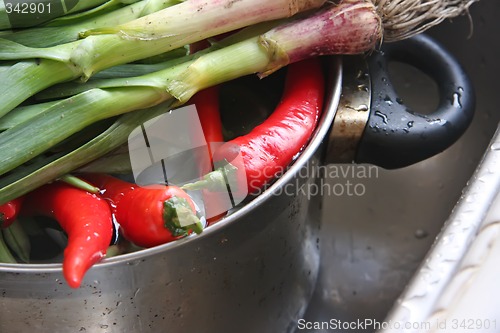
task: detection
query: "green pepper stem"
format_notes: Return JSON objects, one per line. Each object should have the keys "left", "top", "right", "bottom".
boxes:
{"left": 163, "top": 197, "right": 204, "bottom": 237}
{"left": 181, "top": 163, "right": 238, "bottom": 192}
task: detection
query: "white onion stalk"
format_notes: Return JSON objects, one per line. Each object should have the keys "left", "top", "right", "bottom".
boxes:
{"left": 72, "top": 0, "right": 325, "bottom": 79}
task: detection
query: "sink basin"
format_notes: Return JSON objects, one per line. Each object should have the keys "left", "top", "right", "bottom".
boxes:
{"left": 300, "top": 1, "right": 500, "bottom": 331}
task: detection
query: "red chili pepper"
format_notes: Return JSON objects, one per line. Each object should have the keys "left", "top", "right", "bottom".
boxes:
{"left": 0, "top": 197, "right": 24, "bottom": 229}
{"left": 190, "top": 40, "right": 229, "bottom": 224}
{"left": 192, "top": 87, "right": 229, "bottom": 225}
{"left": 22, "top": 182, "right": 113, "bottom": 288}
{"left": 187, "top": 58, "right": 324, "bottom": 195}
{"left": 83, "top": 174, "right": 203, "bottom": 248}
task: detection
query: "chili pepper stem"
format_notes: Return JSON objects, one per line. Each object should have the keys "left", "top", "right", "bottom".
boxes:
{"left": 181, "top": 163, "right": 239, "bottom": 192}
{"left": 163, "top": 197, "right": 204, "bottom": 236}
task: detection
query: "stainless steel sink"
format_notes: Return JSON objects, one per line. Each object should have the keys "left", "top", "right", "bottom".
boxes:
{"left": 299, "top": 1, "right": 500, "bottom": 331}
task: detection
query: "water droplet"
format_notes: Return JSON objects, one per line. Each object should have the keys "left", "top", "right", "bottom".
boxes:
{"left": 381, "top": 77, "right": 388, "bottom": 83}
{"left": 396, "top": 97, "right": 404, "bottom": 105}
{"left": 357, "top": 84, "right": 369, "bottom": 92}
{"left": 374, "top": 110, "right": 388, "bottom": 124}
{"left": 407, "top": 121, "right": 414, "bottom": 128}
{"left": 414, "top": 229, "right": 429, "bottom": 239}
{"left": 452, "top": 92, "right": 462, "bottom": 108}
{"left": 355, "top": 104, "right": 369, "bottom": 112}
{"left": 383, "top": 95, "right": 393, "bottom": 106}
{"left": 427, "top": 118, "right": 445, "bottom": 125}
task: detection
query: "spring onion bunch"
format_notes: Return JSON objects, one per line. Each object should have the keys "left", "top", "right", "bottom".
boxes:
{"left": 0, "top": 0, "right": 325, "bottom": 116}
{"left": 0, "top": 0, "right": 478, "bottom": 203}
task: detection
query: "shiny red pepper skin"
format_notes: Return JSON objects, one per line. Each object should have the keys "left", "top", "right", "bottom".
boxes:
{"left": 192, "top": 86, "right": 228, "bottom": 224}
{"left": 22, "top": 182, "right": 113, "bottom": 288}
{"left": 83, "top": 174, "right": 202, "bottom": 248}
{"left": 0, "top": 197, "right": 24, "bottom": 228}
{"left": 215, "top": 58, "right": 325, "bottom": 194}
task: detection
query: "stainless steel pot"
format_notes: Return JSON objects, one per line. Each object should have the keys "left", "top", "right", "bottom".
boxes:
{"left": 0, "top": 35, "right": 475, "bottom": 333}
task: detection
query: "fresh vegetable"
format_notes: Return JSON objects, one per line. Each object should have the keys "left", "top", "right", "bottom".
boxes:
{"left": 0, "top": 1, "right": 382, "bottom": 204}
{"left": 2, "top": 219, "right": 30, "bottom": 263}
{"left": 183, "top": 56, "right": 325, "bottom": 195}
{"left": 0, "top": 0, "right": 325, "bottom": 116}
{"left": 83, "top": 174, "right": 203, "bottom": 248}
{"left": 21, "top": 182, "right": 114, "bottom": 288}
{"left": 0, "top": 197, "right": 24, "bottom": 228}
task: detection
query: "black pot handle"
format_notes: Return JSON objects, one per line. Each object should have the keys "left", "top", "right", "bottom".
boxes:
{"left": 355, "top": 34, "right": 475, "bottom": 169}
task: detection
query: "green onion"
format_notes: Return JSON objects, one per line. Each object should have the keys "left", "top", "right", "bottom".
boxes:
{"left": 0, "top": 0, "right": 325, "bottom": 116}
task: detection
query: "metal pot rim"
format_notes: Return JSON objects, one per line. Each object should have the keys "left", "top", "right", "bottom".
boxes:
{"left": 0, "top": 56, "right": 343, "bottom": 272}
